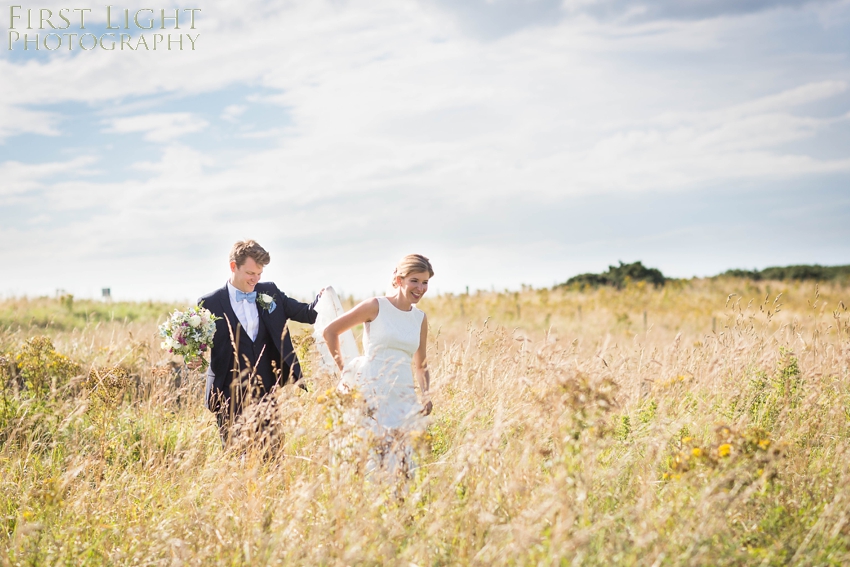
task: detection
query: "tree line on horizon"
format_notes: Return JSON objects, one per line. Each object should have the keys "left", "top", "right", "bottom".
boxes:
{"left": 558, "top": 261, "right": 850, "bottom": 289}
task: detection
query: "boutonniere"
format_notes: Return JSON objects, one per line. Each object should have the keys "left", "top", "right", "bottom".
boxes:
{"left": 256, "top": 293, "right": 277, "bottom": 313}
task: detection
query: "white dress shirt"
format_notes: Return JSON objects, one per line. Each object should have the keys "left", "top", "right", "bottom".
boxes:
{"left": 206, "top": 281, "right": 260, "bottom": 386}
{"left": 227, "top": 280, "right": 259, "bottom": 342}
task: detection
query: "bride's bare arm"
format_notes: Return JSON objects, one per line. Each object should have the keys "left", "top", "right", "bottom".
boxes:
{"left": 322, "top": 298, "right": 379, "bottom": 371}
{"left": 413, "top": 314, "right": 432, "bottom": 415}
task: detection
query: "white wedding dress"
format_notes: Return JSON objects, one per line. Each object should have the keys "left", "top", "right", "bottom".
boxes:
{"left": 313, "top": 289, "right": 427, "bottom": 476}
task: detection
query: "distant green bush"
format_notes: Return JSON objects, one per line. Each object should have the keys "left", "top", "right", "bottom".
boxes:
{"left": 558, "top": 262, "right": 850, "bottom": 289}
{"left": 718, "top": 264, "right": 850, "bottom": 282}
{"left": 0, "top": 297, "right": 179, "bottom": 331}
{"left": 558, "top": 261, "right": 666, "bottom": 289}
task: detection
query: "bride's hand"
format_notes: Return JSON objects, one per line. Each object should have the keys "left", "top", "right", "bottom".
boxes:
{"left": 186, "top": 358, "right": 205, "bottom": 371}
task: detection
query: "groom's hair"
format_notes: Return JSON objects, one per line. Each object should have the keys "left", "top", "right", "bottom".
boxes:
{"left": 230, "top": 240, "right": 271, "bottom": 267}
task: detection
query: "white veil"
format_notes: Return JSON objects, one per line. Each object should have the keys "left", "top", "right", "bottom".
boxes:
{"left": 312, "top": 286, "right": 360, "bottom": 373}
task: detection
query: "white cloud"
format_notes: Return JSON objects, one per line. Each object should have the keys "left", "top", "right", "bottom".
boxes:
{"left": 0, "top": 155, "right": 98, "bottom": 197}
{"left": 732, "top": 80, "right": 848, "bottom": 115}
{"left": 1, "top": 0, "right": 849, "bottom": 297}
{"left": 0, "top": 104, "right": 60, "bottom": 141}
{"left": 592, "top": 0, "right": 829, "bottom": 21}
{"left": 221, "top": 104, "right": 247, "bottom": 123}
{"left": 102, "top": 112, "right": 209, "bottom": 142}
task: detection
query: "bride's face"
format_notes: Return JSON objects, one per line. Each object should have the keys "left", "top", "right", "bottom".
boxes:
{"left": 398, "top": 271, "right": 430, "bottom": 303}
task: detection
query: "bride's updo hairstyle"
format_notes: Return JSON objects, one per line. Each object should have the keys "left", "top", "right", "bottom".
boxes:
{"left": 392, "top": 254, "right": 434, "bottom": 288}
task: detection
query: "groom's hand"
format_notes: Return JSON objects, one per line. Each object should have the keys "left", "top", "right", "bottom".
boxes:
{"left": 421, "top": 399, "right": 433, "bottom": 416}
{"left": 186, "top": 358, "right": 205, "bottom": 371}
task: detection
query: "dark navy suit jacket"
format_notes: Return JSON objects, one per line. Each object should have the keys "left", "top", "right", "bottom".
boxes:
{"left": 198, "top": 281, "right": 318, "bottom": 412}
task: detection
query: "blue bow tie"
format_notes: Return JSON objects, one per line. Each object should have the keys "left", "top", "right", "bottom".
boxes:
{"left": 235, "top": 290, "right": 257, "bottom": 303}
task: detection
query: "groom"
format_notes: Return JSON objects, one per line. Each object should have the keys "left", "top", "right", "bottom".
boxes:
{"left": 198, "top": 239, "right": 320, "bottom": 441}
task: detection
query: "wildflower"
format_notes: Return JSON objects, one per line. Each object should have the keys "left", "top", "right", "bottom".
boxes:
{"left": 718, "top": 443, "right": 732, "bottom": 457}
{"left": 758, "top": 439, "right": 770, "bottom": 450}
{"left": 692, "top": 447, "right": 703, "bottom": 457}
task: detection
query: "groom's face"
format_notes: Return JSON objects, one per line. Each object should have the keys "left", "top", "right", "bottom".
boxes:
{"left": 230, "top": 257, "right": 264, "bottom": 292}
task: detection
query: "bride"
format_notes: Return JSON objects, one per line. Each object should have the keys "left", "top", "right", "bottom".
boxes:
{"left": 319, "top": 254, "right": 434, "bottom": 476}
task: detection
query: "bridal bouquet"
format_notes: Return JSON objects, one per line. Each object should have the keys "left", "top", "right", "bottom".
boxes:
{"left": 158, "top": 303, "right": 220, "bottom": 370}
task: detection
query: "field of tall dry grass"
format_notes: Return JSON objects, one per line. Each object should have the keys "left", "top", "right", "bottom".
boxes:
{"left": 1, "top": 278, "right": 849, "bottom": 565}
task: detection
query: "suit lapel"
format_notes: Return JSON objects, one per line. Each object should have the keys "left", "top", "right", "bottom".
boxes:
{"left": 255, "top": 284, "right": 268, "bottom": 326}
{"left": 256, "top": 285, "right": 283, "bottom": 351}
{"left": 257, "top": 300, "right": 268, "bottom": 329}
{"left": 216, "top": 284, "right": 243, "bottom": 341}
{"left": 252, "top": 301, "right": 264, "bottom": 343}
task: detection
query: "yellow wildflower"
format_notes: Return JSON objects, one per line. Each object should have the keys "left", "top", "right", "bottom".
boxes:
{"left": 691, "top": 447, "right": 702, "bottom": 457}
{"left": 758, "top": 439, "right": 770, "bottom": 450}
{"left": 718, "top": 443, "right": 732, "bottom": 457}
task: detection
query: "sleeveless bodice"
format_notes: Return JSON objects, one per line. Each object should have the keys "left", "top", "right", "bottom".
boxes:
{"left": 363, "top": 297, "right": 424, "bottom": 361}
{"left": 339, "top": 296, "right": 426, "bottom": 431}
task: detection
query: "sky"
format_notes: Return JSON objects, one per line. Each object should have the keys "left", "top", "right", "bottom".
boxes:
{"left": 1, "top": 0, "right": 849, "bottom": 301}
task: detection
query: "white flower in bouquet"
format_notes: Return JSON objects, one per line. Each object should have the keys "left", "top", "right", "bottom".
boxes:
{"left": 158, "top": 303, "right": 220, "bottom": 370}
